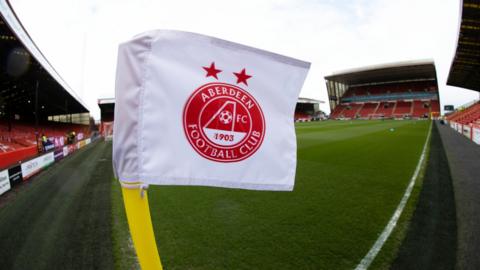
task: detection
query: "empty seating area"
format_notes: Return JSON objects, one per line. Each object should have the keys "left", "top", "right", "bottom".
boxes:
{"left": 294, "top": 112, "right": 311, "bottom": 121}
{"left": 341, "top": 104, "right": 363, "bottom": 118}
{"left": 373, "top": 102, "right": 395, "bottom": 118}
{"left": 344, "top": 82, "right": 437, "bottom": 98}
{"left": 447, "top": 102, "right": 480, "bottom": 125}
{"left": 330, "top": 104, "right": 347, "bottom": 119}
{"left": 393, "top": 101, "right": 412, "bottom": 116}
{"left": 330, "top": 80, "right": 440, "bottom": 120}
{"left": 0, "top": 120, "right": 90, "bottom": 153}
{"left": 431, "top": 100, "right": 440, "bottom": 113}
{"left": 357, "top": 103, "right": 378, "bottom": 118}
{"left": 0, "top": 124, "right": 35, "bottom": 153}
{"left": 1, "top": 120, "right": 91, "bottom": 169}
{"left": 412, "top": 101, "right": 431, "bottom": 118}
{"left": 330, "top": 99, "right": 440, "bottom": 120}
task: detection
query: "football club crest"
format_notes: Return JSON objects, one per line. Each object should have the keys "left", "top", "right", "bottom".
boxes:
{"left": 183, "top": 63, "right": 265, "bottom": 162}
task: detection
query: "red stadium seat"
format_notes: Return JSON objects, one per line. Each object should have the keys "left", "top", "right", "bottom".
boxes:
{"left": 412, "top": 100, "right": 431, "bottom": 118}
{"left": 0, "top": 120, "right": 91, "bottom": 169}
{"left": 393, "top": 101, "right": 412, "bottom": 117}
{"left": 357, "top": 103, "right": 379, "bottom": 119}
{"left": 447, "top": 102, "right": 480, "bottom": 125}
{"left": 375, "top": 102, "right": 395, "bottom": 118}
{"left": 330, "top": 104, "right": 348, "bottom": 119}
{"left": 342, "top": 104, "right": 363, "bottom": 119}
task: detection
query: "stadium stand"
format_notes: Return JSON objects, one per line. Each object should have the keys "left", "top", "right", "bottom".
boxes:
{"left": 98, "top": 98, "right": 114, "bottom": 139}
{"left": 357, "top": 103, "right": 378, "bottom": 118}
{"left": 325, "top": 60, "right": 440, "bottom": 120}
{"left": 447, "top": 101, "right": 480, "bottom": 125}
{"left": 412, "top": 100, "right": 432, "bottom": 118}
{"left": 446, "top": 0, "right": 480, "bottom": 147}
{"left": 97, "top": 97, "right": 327, "bottom": 126}
{"left": 294, "top": 97, "right": 326, "bottom": 121}
{"left": 394, "top": 101, "right": 412, "bottom": 117}
{"left": 374, "top": 102, "right": 395, "bottom": 118}
{"left": 0, "top": 3, "right": 90, "bottom": 169}
{"left": 97, "top": 97, "right": 327, "bottom": 125}
{"left": 329, "top": 104, "right": 346, "bottom": 119}
{"left": 447, "top": 0, "right": 480, "bottom": 91}
{"left": 342, "top": 103, "right": 362, "bottom": 119}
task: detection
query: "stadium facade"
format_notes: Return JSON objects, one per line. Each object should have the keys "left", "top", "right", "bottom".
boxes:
{"left": 98, "top": 98, "right": 114, "bottom": 139}
{"left": 325, "top": 60, "right": 440, "bottom": 120}
{"left": 294, "top": 97, "right": 326, "bottom": 121}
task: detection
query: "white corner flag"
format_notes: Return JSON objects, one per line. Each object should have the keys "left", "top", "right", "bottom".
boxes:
{"left": 113, "top": 30, "right": 310, "bottom": 191}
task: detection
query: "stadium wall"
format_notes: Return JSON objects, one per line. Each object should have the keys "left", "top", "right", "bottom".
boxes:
{"left": 0, "top": 136, "right": 96, "bottom": 197}
{"left": 448, "top": 121, "right": 480, "bottom": 145}
{"left": 0, "top": 146, "right": 37, "bottom": 169}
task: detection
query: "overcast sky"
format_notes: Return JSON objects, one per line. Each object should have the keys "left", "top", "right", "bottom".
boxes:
{"left": 10, "top": 0, "right": 480, "bottom": 119}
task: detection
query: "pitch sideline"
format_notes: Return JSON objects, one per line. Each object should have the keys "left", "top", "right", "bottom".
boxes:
{"left": 355, "top": 121, "right": 433, "bottom": 270}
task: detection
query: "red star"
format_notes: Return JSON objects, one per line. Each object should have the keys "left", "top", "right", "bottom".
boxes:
{"left": 203, "top": 62, "right": 222, "bottom": 79}
{"left": 233, "top": 68, "right": 252, "bottom": 86}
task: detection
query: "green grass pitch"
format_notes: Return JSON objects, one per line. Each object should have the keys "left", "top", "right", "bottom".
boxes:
{"left": 147, "top": 120, "right": 430, "bottom": 270}
{"left": 0, "top": 120, "right": 430, "bottom": 269}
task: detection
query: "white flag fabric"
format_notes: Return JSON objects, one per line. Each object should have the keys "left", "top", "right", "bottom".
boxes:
{"left": 113, "top": 30, "right": 310, "bottom": 191}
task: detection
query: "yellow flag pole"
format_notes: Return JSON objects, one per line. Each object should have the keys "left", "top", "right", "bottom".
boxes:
{"left": 122, "top": 185, "right": 163, "bottom": 270}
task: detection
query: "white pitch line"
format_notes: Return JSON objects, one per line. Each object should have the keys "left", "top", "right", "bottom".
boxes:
{"left": 354, "top": 122, "right": 432, "bottom": 270}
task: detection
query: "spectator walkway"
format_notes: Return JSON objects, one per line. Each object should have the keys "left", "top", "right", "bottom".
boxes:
{"left": 437, "top": 121, "right": 480, "bottom": 270}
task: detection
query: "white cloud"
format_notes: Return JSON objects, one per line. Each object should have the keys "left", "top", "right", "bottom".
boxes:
{"left": 9, "top": 0, "right": 479, "bottom": 118}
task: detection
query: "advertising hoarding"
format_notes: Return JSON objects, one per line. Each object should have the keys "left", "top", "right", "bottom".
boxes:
{"left": 463, "top": 126, "right": 472, "bottom": 139}
{"left": 63, "top": 146, "right": 69, "bottom": 157}
{"left": 473, "top": 126, "right": 480, "bottom": 145}
{"left": 0, "top": 169, "right": 11, "bottom": 196}
{"left": 8, "top": 164, "right": 23, "bottom": 186}
{"left": 54, "top": 149, "right": 64, "bottom": 161}
{"left": 21, "top": 152, "right": 54, "bottom": 180}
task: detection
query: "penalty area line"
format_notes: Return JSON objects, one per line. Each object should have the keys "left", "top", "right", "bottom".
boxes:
{"left": 354, "top": 121, "right": 432, "bottom": 270}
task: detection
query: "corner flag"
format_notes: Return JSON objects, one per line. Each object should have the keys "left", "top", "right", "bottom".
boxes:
{"left": 114, "top": 30, "right": 310, "bottom": 191}
{"left": 113, "top": 30, "right": 310, "bottom": 270}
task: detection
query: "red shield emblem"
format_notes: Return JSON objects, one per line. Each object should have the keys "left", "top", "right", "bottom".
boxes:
{"left": 183, "top": 82, "right": 265, "bottom": 162}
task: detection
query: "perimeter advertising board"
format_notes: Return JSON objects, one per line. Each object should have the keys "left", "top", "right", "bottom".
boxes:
{"left": 53, "top": 136, "right": 65, "bottom": 148}
{"left": 463, "top": 126, "right": 472, "bottom": 139}
{"left": 77, "top": 140, "right": 86, "bottom": 149}
{"left": 21, "top": 152, "right": 54, "bottom": 180}
{"left": 54, "top": 149, "right": 64, "bottom": 161}
{"left": 473, "top": 126, "right": 480, "bottom": 145}
{"left": 8, "top": 164, "right": 23, "bottom": 186}
{"left": 44, "top": 143, "right": 55, "bottom": 152}
{"left": 69, "top": 144, "right": 76, "bottom": 153}
{"left": 63, "top": 146, "right": 69, "bottom": 157}
{"left": 0, "top": 169, "right": 11, "bottom": 196}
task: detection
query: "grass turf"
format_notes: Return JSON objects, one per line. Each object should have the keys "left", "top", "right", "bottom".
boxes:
{"left": 111, "top": 168, "right": 141, "bottom": 270}
{"left": 0, "top": 120, "right": 430, "bottom": 270}
{"left": 146, "top": 120, "right": 430, "bottom": 270}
